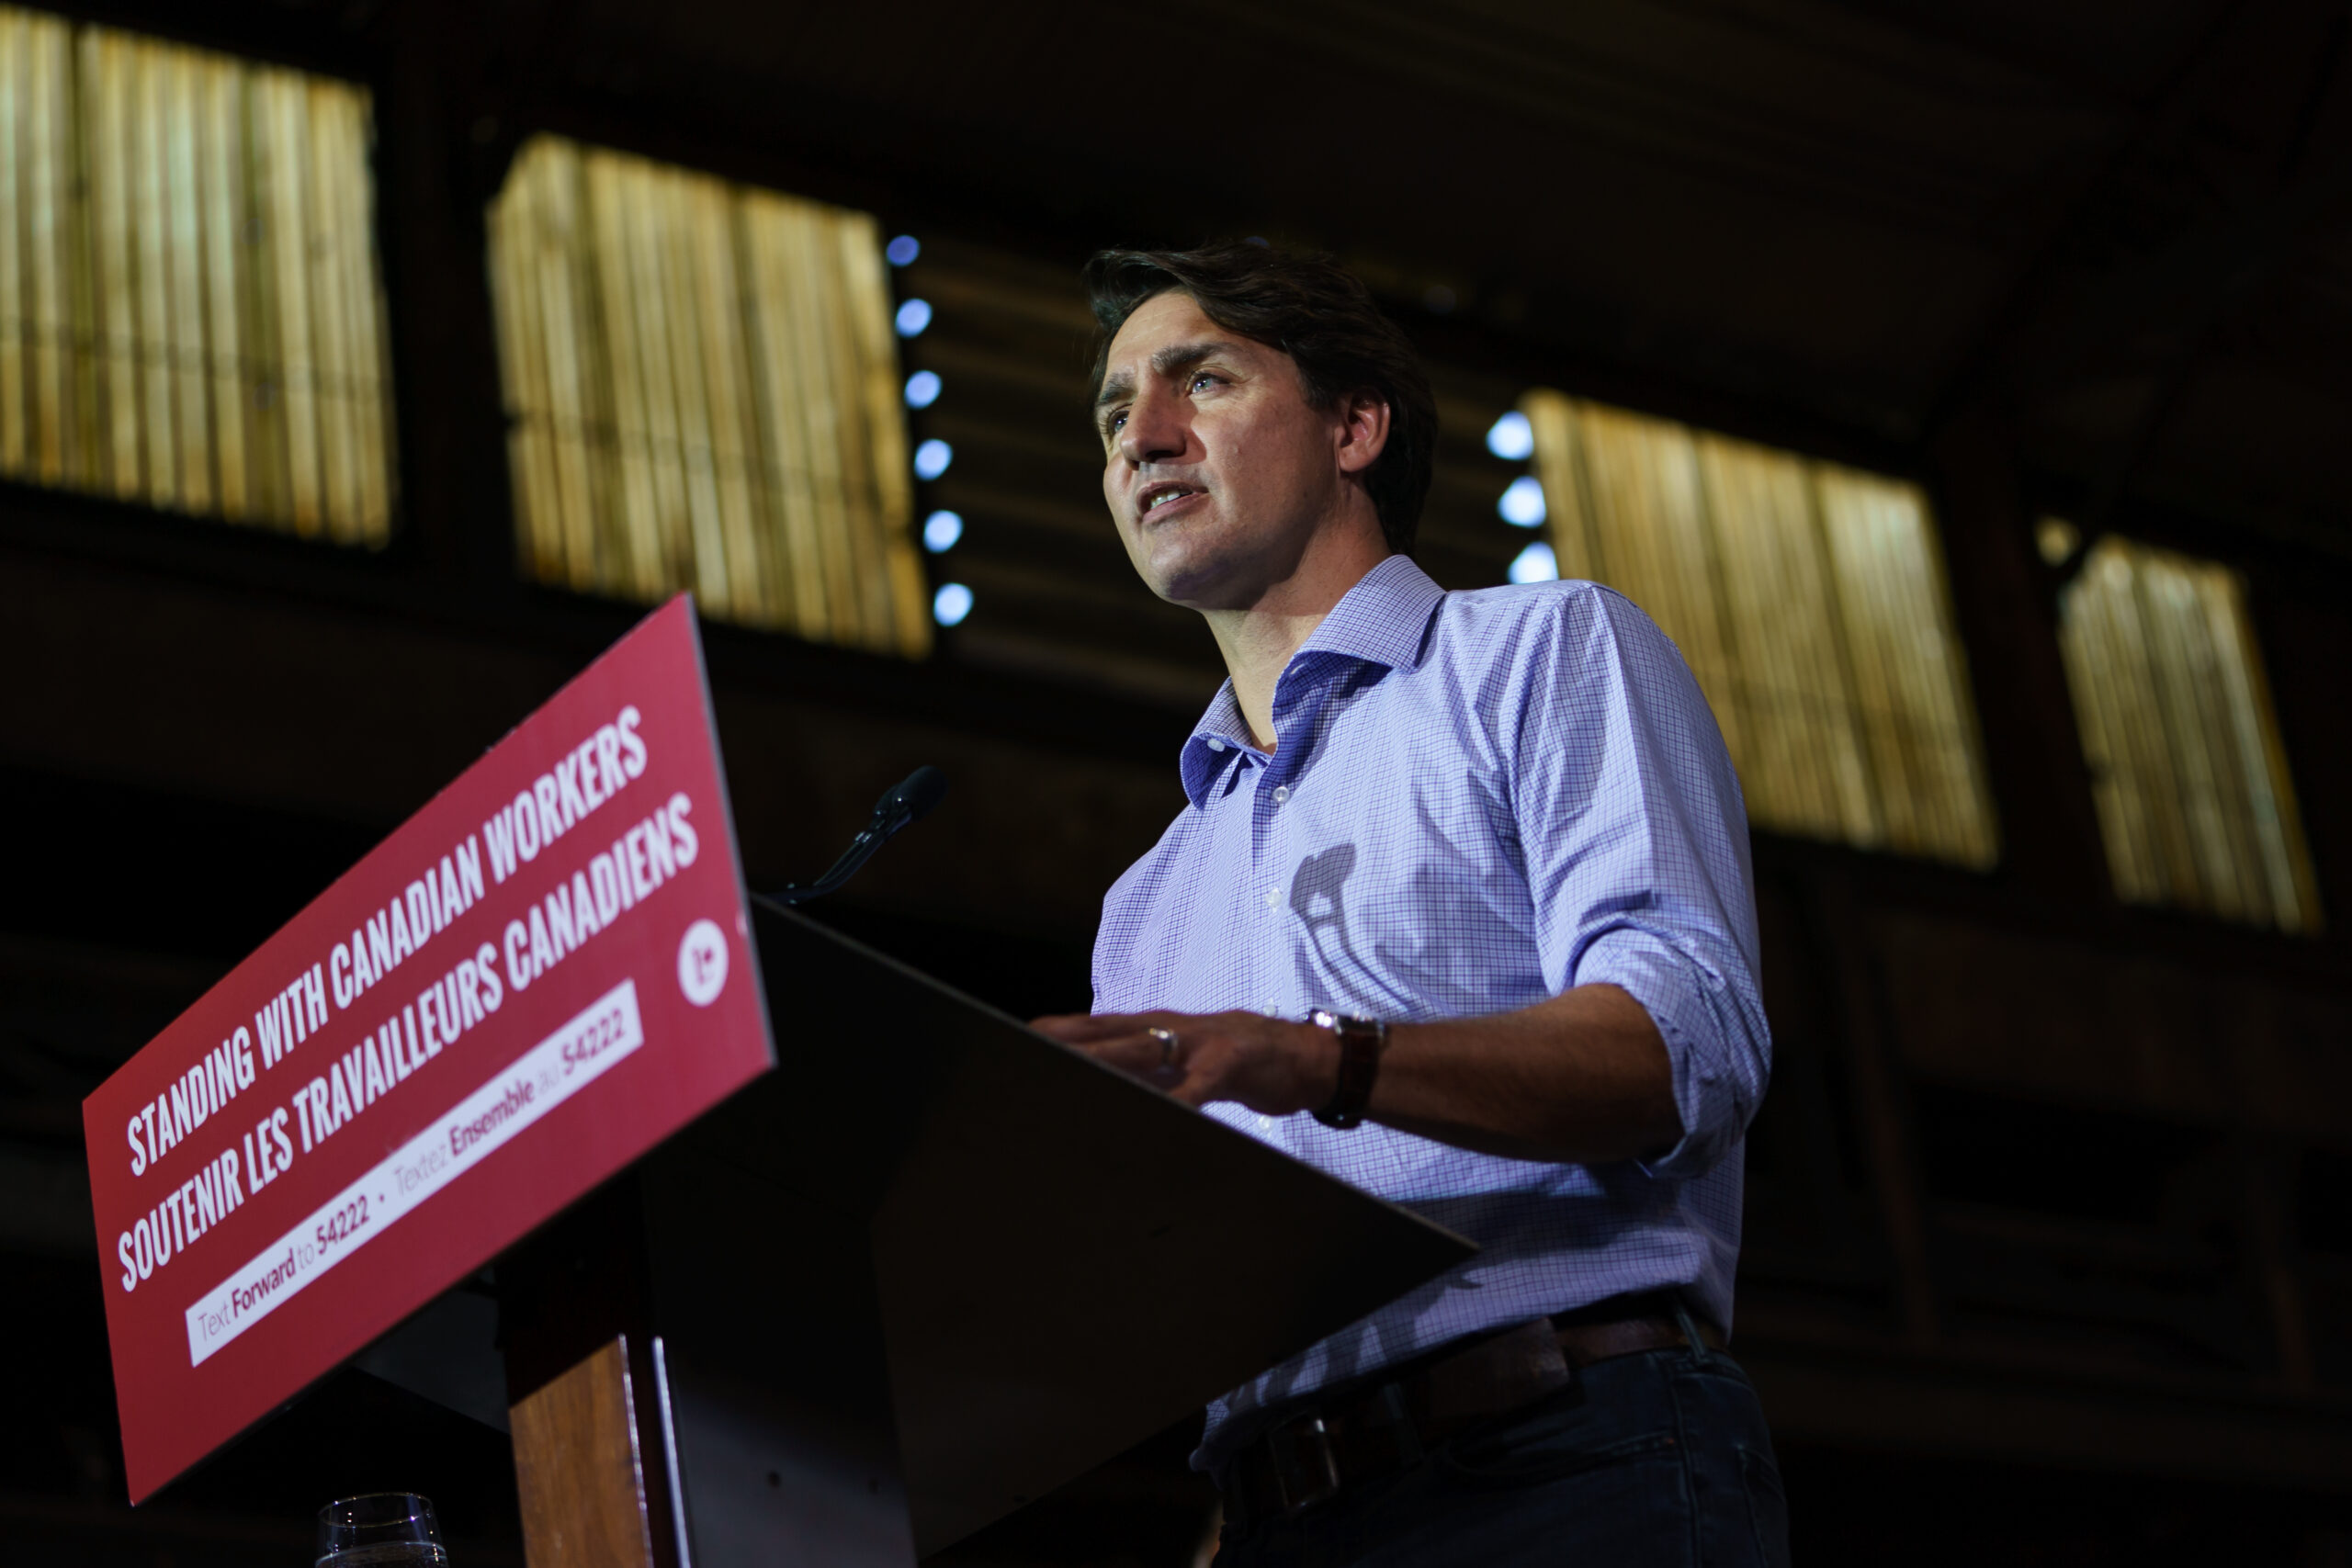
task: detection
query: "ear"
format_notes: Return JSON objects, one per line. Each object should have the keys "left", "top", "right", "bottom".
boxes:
{"left": 1332, "top": 389, "right": 1392, "bottom": 477}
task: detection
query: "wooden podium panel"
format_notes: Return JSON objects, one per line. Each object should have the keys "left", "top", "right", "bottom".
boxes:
{"left": 511, "top": 1337, "right": 658, "bottom": 1568}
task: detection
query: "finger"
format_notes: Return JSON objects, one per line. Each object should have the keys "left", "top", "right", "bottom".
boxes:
{"left": 1084, "top": 1031, "right": 1182, "bottom": 1075}
{"left": 1090, "top": 1030, "right": 1214, "bottom": 1095}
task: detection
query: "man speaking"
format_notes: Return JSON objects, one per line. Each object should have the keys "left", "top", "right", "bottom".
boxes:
{"left": 1033, "top": 243, "right": 1787, "bottom": 1566}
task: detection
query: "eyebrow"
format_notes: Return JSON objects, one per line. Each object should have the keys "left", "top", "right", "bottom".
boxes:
{"left": 1093, "top": 340, "right": 1245, "bottom": 411}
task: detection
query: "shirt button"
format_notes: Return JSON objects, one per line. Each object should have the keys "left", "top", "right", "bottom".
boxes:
{"left": 1257, "top": 1116, "right": 1273, "bottom": 1133}
{"left": 1263, "top": 887, "right": 1281, "bottom": 909}
{"left": 1205, "top": 738, "right": 1227, "bottom": 751}
{"left": 1272, "top": 785, "right": 1290, "bottom": 805}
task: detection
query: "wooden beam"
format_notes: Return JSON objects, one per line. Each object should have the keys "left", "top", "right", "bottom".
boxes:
{"left": 1815, "top": 873, "right": 1940, "bottom": 1345}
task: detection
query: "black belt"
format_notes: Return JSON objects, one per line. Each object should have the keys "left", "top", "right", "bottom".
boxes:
{"left": 1223, "top": 1292, "right": 1722, "bottom": 1535}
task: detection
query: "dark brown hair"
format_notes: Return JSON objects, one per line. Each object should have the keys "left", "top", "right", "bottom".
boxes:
{"left": 1084, "top": 241, "right": 1437, "bottom": 554}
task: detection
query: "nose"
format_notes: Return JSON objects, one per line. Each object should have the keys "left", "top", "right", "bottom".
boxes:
{"left": 1116, "top": 381, "right": 1189, "bottom": 468}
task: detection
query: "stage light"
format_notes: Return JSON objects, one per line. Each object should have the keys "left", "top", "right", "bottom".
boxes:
{"left": 933, "top": 581, "right": 973, "bottom": 626}
{"left": 895, "top": 299, "right": 932, "bottom": 337}
{"left": 904, "top": 369, "right": 941, "bottom": 408}
{"left": 886, "top": 234, "right": 921, "bottom": 266}
{"left": 922, "top": 510, "right": 963, "bottom": 551}
{"left": 1486, "top": 411, "right": 1534, "bottom": 460}
{"left": 913, "top": 439, "right": 953, "bottom": 479}
{"left": 1498, "top": 475, "right": 1547, "bottom": 526}
{"left": 1509, "top": 541, "right": 1559, "bottom": 584}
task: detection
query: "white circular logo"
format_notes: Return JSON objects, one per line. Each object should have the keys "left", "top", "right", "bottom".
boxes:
{"left": 677, "top": 919, "right": 729, "bottom": 1007}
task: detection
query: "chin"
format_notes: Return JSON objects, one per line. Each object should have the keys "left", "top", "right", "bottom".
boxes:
{"left": 1134, "top": 517, "right": 1277, "bottom": 610}
{"left": 1143, "top": 561, "right": 1225, "bottom": 608}
{"left": 1136, "top": 538, "right": 1233, "bottom": 606}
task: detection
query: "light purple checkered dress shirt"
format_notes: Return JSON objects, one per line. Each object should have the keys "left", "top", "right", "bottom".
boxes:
{"left": 1090, "top": 554, "right": 1770, "bottom": 1471}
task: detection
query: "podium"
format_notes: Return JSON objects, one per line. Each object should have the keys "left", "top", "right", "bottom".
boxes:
{"left": 485, "top": 897, "right": 1474, "bottom": 1566}
{"left": 79, "top": 598, "right": 1473, "bottom": 1560}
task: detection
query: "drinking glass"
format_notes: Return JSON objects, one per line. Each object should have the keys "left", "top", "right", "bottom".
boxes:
{"left": 315, "top": 1492, "right": 449, "bottom": 1567}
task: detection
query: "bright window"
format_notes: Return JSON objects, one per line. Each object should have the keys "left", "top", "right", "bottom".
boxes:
{"left": 2045, "top": 525, "right": 2320, "bottom": 932}
{"left": 485, "top": 135, "right": 930, "bottom": 657}
{"left": 1521, "top": 391, "right": 1997, "bottom": 868}
{"left": 0, "top": 7, "right": 395, "bottom": 541}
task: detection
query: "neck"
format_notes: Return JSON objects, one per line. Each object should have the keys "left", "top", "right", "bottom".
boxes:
{"left": 1202, "top": 529, "right": 1392, "bottom": 750}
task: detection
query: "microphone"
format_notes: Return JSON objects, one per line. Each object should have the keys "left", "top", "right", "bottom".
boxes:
{"left": 770, "top": 766, "right": 948, "bottom": 907}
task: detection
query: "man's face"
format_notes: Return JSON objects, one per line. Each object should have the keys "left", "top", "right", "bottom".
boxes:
{"left": 1095, "top": 291, "right": 1362, "bottom": 610}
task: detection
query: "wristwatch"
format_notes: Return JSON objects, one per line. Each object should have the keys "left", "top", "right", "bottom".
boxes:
{"left": 1309, "top": 1009, "right": 1387, "bottom": 1129}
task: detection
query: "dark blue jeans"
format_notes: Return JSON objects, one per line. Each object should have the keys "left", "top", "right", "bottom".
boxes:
{"left": 1217, "top": 1344, "right": 1791, "bottom": 1566}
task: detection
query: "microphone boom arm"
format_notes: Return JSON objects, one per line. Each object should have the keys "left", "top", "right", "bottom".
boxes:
{"left": 771, "top": 765, "right": 947, "bottom": 907}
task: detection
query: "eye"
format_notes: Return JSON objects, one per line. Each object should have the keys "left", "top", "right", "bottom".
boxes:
{"left": 1190, "top": 370, "right": 1223, "bottom": 393}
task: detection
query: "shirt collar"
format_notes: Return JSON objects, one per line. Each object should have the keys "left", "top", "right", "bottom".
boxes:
{"left": 1286, "top": 553, "right": 1446, "bottom": 676}
{"left": 1175, "top": 555, "right": 1446, "bottom": 808}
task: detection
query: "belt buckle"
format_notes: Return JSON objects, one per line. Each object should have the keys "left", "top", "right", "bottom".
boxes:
{"left": 1267, "top": 1416, "right": 1341, "bottom": 1515}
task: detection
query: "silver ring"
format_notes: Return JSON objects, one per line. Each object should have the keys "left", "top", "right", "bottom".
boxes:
{"left": 1148, "top": 1026, "right": 1179, "bottom": 1068}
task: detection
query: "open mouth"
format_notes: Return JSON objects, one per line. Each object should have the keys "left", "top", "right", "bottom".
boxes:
{"left": 1136, "top": 481, "right": 1204, "bottom": 519}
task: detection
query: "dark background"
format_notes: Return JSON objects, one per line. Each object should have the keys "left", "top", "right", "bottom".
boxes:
{"left": 4, "top": 1, "right": 2351, "bottom": 1563}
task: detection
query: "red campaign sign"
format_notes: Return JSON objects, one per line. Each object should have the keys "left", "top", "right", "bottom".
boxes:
{"left": 83, "top": 596, "right": 774, "bottom": 1503}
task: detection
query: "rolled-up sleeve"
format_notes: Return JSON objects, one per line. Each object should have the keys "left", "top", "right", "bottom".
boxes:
{"left": 1510, "top": 587, "right": 1770, "bottom": 1181}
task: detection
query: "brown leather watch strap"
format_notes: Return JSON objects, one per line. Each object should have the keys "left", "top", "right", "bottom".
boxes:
{"left": 1309, "top": 1010, "right": 1386, "bottom": 1129}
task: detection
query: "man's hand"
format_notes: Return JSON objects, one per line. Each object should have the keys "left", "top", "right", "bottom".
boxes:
{"left": 1028, "top": 1010, "right": 1343, "bottom": 1117}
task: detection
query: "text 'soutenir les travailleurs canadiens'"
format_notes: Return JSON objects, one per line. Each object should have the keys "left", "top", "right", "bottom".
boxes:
{"left": 113, "top": 703, "right": 702, "bottom": 1309}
